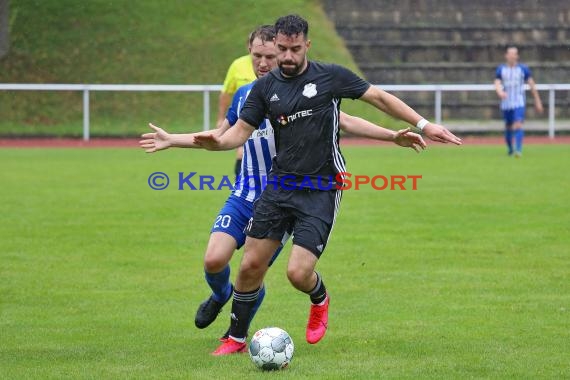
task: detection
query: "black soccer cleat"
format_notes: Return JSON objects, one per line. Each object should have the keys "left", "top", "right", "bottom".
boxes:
{"left": 195, "top": 287, "right": 233, "bottom": 329}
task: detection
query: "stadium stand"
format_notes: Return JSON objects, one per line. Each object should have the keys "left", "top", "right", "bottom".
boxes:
{"left": 323, "top": 0, "right": 570, "bottom": 123}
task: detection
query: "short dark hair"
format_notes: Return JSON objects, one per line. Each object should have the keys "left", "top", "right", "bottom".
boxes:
{"left": 248, "top": 25, "right": 275, "bottom": 46}
{"left": 274, "top": 14, "right": 309, "bottom": 39}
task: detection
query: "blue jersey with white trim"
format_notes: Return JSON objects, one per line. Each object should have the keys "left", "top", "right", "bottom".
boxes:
{"left": 226, "top": 82, "right": 276, "bottom": 202}
{"left": 495, "top": 63, "right": 532, "bottom": 110}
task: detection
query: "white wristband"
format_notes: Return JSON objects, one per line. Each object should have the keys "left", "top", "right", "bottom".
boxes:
{"left": 416, "top": 118, "right": 429, "bottom": 130}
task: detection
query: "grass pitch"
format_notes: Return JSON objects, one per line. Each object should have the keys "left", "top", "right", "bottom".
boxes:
{"left": 1, "top": 144, "right": 569, "bottom": 379}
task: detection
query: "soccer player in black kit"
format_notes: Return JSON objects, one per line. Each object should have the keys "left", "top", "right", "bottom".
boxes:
{"left": 195, "top": 14, "right": 462, "bottom": 355}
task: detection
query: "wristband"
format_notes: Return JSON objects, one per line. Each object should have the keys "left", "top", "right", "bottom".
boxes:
{"left": 416, "top": 118, "right": 429, "bottom": 130}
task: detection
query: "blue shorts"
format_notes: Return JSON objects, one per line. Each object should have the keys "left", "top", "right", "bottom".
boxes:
{"left": 503, "top": 107, "right": 525, "bottom": 126}
{"left": 211, "top": 195, "right": 254, "bottom": 249}
{"left": 211, "top": 195, "right": 289, "bottom": 265}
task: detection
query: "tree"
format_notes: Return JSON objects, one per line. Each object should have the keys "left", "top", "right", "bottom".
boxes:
{"left": 0, "top": 0, "right": 9, "bottom": 59}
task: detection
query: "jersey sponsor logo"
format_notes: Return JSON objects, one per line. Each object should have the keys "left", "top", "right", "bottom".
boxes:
{"left": 276, "top": 109, "right": 313, "bottom": 126}
{"left": 270, "top": 93, "right": 280, "bottom": 102}
{"left": 302, "top": 83, "right": 317, "bottom": 98}
{"left": 250, "top": 126, "right": 274, "bottom": 139}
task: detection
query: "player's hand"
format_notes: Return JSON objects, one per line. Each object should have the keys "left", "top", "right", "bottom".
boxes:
{"left": 194, "top": 133, "right": 221, "bottom": 150}
{"left": 393, "top": 128, "right": 427, "bottom": 153}
{"left": 139, "top": 123, "right": 171, "bottom": 153}
{"left": 498, "top": 91, "right": 508, "bottom": 100}
{"left": 535, "top": 102, "right": 544, "bottom": 114}
{"left": 423, "top": 123, "right": 462, "bottom": 145}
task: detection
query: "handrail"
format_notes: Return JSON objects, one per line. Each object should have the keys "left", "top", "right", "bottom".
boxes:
{"left": 1, "top": 83, "right": 567, "bottom": 140}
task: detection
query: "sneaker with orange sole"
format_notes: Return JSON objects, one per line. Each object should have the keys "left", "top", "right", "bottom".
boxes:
{"left": 306, "top": 294, "right": 329, "bottom": 344}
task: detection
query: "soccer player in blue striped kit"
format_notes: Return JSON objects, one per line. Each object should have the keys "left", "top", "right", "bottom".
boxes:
{"left": 494, "top": 45, "right": 543, "bottom": 157}
{"left": 141, "top": 26, "right": 286, "bottom": 341}
{"left": 140, "top": 24, "right": 427, "bottom": 346}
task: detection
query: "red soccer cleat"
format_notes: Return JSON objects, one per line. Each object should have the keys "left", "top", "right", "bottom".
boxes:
{"left": 306, "top": 294, "right": 329, "bottom": 344}
{"left": 211, "top": 337, "right": 247, "bottom": 356}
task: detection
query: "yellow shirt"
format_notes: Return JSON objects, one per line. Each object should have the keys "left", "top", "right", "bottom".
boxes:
{"left": 221, "top": 54, "right": 255, "bottom": 95}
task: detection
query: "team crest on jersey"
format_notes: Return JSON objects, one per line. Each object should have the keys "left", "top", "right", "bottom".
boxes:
{"left": 302, "top": 83, "right": 317, "bottom": 98}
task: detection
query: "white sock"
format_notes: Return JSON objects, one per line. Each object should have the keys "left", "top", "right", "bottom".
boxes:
{"left": 229, "top": 335, "right": 246, "bottom": 343}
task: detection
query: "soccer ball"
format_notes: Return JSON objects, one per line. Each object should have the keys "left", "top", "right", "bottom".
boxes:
{"left": 248, "top": 327, "right": 294, "bottom": 370}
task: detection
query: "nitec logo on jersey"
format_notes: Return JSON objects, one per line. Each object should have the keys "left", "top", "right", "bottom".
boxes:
{"left": 276, "top": 109, "right": 313, "bottom": 126}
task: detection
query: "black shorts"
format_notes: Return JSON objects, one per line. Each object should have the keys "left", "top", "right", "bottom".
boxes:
{"left": 246, "top": 186, "right": 342, "bottom": 258}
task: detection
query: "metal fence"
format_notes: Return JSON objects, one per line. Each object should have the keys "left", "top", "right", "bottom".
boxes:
{"left": 1, "top": 83, "right": 569, "bottom": 140}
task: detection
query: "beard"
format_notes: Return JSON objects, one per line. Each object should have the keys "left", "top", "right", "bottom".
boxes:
{"left": 279, "top": 60, "right": 303, "bottom": 76}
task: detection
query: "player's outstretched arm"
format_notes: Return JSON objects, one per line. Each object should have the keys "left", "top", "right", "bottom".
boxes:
{"left": 338, "top": 112, "right": 426, "bottom": 153}
{"left": 139, "top": 123, "right": 174, "bottom": 153}
{"left": 139, "top": 121, "right": 231, "bottom": 153}
{"left": 194, "top": 119, "right": 254, "bottom": 151}
{"left": 359, "top": 86, "right": 462, "bottom": 145}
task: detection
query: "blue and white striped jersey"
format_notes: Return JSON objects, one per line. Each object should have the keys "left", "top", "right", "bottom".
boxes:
{"left": 495, "top": 64, "right": 532, "bottom": 110}
{"left": 226, "top": 81, "right": 276, "bottom": 202}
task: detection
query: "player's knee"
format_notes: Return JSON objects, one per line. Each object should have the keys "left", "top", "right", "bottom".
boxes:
{"left": 240, "top": 252, "right": 267, "bottom": 276}
{"left": 204, "top": 234, "right": 237, "bottom": 272}
{"left": 203, "top": 253, "right": 228, "bottom": 273}
{"left": 286, "top": 265, "right": 311, "bottom": 289}
{"left": 203, "top": 245, "right": 232, "bottom": 272}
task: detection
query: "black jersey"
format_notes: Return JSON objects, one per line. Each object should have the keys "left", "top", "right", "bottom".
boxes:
{"left": 239, "top": 61, "right": 370, "bottom": 185}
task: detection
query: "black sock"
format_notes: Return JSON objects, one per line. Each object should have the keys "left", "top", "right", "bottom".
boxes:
{"left": 234, "top": 159, "right": 242, "bottom": 178}
{"left": 307, "top": 272, "right": 327, "bottom": 305}
{"left": 229, "top": 288, "right": 259, "bottom": 341}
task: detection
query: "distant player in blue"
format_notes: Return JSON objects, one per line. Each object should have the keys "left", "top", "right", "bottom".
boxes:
{"left": 494, "top": 46, "right": 543, "bottom": 157}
